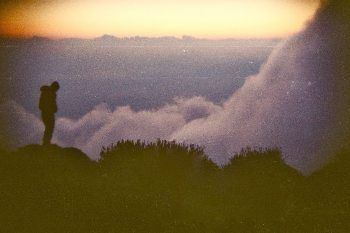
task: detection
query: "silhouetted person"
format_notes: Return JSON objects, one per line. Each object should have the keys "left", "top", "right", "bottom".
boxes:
{"left": 39, "top": 81, "right": 60, "bottom": 145}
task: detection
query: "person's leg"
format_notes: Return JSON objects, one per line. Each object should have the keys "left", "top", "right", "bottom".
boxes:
{"left": 42, "top": 112, "right": 55, "bottom": 145}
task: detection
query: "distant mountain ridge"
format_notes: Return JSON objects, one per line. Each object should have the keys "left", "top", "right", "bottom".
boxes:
{"left": 0, "top": 34, "right": 282, "bottom": 47}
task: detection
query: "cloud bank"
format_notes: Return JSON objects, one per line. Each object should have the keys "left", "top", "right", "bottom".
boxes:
{"left": 2, "top": 0, "right": 349, "bottom": 174}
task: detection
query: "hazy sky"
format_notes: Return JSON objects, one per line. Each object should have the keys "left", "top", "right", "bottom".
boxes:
{"left": 0, "top": 0, "right": 319, "bottom": 39}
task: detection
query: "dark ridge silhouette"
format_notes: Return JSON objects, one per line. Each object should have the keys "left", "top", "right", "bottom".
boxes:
{"left": 100, "top": 139, "right": 214, "bottom": 170}
{"left": 224, "top": 147, "right": 301, "bottom": 177}
{"left": 1, "top": 140, "right": 349, "bottom": 232}
{"left": 16, "top": 144, "right": 91, "bottom": 163}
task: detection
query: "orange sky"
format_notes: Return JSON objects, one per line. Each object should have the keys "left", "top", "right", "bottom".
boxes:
{"left": 0, "top": 0, "right": 319, "bottom": 39}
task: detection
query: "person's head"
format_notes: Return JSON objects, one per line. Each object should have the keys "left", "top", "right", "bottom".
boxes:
{"left": 50, "top": 81, "right": 60, "bottom": 92}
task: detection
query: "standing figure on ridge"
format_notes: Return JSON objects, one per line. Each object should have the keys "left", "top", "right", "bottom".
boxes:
{"left": 39, "top": 81, "right": 60, "bottom": 145}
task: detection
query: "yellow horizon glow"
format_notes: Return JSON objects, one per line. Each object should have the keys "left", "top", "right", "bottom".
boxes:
{"left": 0, "top": 0, "right": 319, "bottom": 39}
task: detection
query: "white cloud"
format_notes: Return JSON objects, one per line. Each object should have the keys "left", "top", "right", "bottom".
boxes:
{"left": 53, "top": 96, "right": 221, "bottom": 159}
{"left": 0, "top": 100, "right": 43, "bottom": 148}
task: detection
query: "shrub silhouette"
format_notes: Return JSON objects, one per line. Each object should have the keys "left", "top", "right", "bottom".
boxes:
{"left": 0, "top": 141, "right": 349, "bottom": 232}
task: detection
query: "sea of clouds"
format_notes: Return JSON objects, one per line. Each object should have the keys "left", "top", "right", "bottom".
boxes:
{"left": 2, "top": 0, "right": 349, "bottom": 174}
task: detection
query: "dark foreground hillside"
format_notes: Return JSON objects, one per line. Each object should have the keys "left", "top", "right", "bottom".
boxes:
{"left": 0, "top": 141, "right": 349, "bottom": 233}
